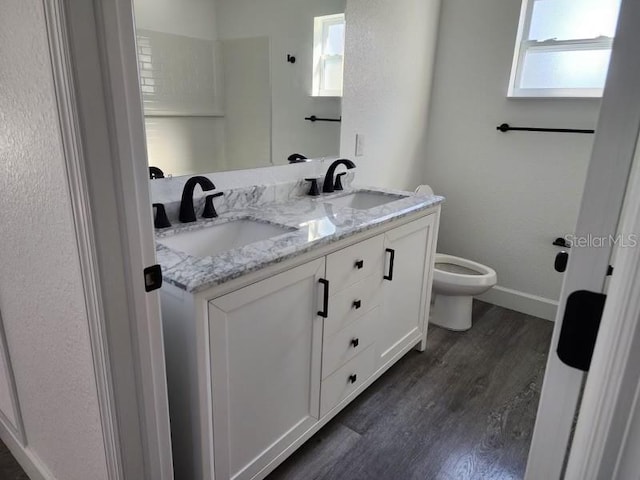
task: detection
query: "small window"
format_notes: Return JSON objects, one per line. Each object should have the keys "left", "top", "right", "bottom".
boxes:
{"left": 509, "top": 0, "right": 621, "bottom": 98}
{"left": 312, "top": 13, "right": 345, "bottom": 97}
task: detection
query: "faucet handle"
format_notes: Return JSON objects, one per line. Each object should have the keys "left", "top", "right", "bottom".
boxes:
{"left": 152, "top": 203, "right": 171, "bottom": 229}
{"left": 334, "top": 172, "right": 348, "bottom": 191}
{"left": 203, "top": 192, "right": 224, "bottom": 218}
{"left": 304, "top": 178, "right": 320, "bottom": 196}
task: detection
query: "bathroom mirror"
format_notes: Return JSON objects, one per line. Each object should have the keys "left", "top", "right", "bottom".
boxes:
{"left": 133, "top": 0, "right": 345, "bottom": 178}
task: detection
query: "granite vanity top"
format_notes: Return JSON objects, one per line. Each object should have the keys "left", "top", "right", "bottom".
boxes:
{"left": 155, "top": 187, "right": 444, "bottom": 294}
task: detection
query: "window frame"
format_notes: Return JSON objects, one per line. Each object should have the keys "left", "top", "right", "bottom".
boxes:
{"left": 312, "top": 13, "right": 345, "bottom": 98}
{"left": 508, "top": 0, "right": 615, "bottom": 98}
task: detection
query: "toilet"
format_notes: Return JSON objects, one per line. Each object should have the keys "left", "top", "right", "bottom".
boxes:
{"left": 415, "top": 185, "right": 498, "bottom": 331}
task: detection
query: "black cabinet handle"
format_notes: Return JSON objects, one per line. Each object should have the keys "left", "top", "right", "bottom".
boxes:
{"left": 318, "top": 279, "right": 329, "bottom": 318}
{"left": 348, "top": 374, "right": 357, "bottom": 384}
{"left": 384, "top": 248, "right": 395, "bottom": 281}
{"left": 352, "top": 299, "right": 362, "bottom": 309}
{"left": 354, "top": 259, "right": 364, "bottom": 269}
{"left": 351, "top": 338, "right": 359, "bottom": 348}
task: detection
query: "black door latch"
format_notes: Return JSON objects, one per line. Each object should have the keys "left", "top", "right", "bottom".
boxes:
{"left": 144, "top": 264, "right": 163, "bottom": 292}
{"left": 555, "top": 251, "right": 569, "bottom": 272}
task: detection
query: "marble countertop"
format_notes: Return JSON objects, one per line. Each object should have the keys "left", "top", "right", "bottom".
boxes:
{"left": 155, "top": 187, "right": 444, "bottom": 294}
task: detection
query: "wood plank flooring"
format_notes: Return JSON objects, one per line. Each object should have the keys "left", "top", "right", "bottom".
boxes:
{"left": 0, "top": 301, "right": 552, "bottom": 480}
{"left": 268, "top": 301, "right": 553, "bottom": 480}
{"left": 0, "top": 440, "right": 29, "bottom": 480}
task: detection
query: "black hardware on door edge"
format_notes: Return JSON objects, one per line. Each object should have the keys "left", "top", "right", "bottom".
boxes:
{"left": 557, "top": 290, "right": 607, "bottom": 371}
{"left": 144, "top": 264, "right": 163, "bottom": 292}
{"left": 553, "top": 237, "right": 572, "bottom": 248}
{"left": 555, "top": 251, "right": 569, "bottom": 273}
{"left": 348, "top": 374, "right": 357, "bottom": 384}
{"left": 384, "top": 248, "right": 396, "bottom": 281}
{"left": 318, "top": 279, "right": 330, "bottom": 318}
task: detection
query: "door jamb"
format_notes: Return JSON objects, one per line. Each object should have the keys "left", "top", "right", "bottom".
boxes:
{"left": 525, "top": 0, "right": 640, "bottom": 477}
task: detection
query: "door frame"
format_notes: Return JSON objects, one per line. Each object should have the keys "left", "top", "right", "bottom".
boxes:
{"left": 54, "top": 0, "right": 640, "bottom": 478}
{"left": 525, "top": 0, "right": 640, "bottom": 478}
{"left": 47, "top": 0, "right": 173, "bottom": 478}
{"left": 563, "top": 126, "right": 640, "bottom": 479}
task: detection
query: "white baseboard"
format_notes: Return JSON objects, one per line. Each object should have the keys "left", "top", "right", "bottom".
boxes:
{"left": 477, "top": 285, "right": 558, "bottom": 321}
{"left": 0, "top": 420, "right": 55, "bottom": 480}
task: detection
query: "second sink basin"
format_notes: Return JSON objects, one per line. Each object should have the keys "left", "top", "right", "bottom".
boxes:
{"left": 324, "top": 191, "right": 406, "bottom": 210}
{"left": 158, "top": 219, "right": 294, "bottom": 258}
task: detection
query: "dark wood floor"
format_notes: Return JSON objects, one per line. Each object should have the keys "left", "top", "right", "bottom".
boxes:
{"left": 0, "top": 440, "right": 28, "bottom": 480}
{"left": 268, "top": 301, "right": 553, "bottom": 480}
{"left": 0, "top": 301, "right": 552, "bottom": 480}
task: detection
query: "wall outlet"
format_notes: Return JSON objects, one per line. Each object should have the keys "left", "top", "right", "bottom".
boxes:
{"left": 355, "top": 134, "right": 364, "bottom": 157}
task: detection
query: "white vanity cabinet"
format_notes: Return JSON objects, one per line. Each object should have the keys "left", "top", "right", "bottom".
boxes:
{"left": 208, "top": 258, "right": 325, "bottom": 480}
{"left": 160, "top": 209, "right": 440, "bottom": 480}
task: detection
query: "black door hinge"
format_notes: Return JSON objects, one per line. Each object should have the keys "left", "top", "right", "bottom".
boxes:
{"left": 144, "top": 264, "right": 163, "bottom": 292}
{"left": 557, "top": 290, "right": 607, "bottom": 371}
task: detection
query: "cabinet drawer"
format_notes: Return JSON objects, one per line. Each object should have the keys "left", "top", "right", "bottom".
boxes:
{"left": 322, "top": 307, "right": 379, "bottom": 379}
{"left": 324, "top": 274, "right": 381, "bottom": 338}
{"left": 320, "top": 346, "right": 376, "bottom": 417}
{"left": 326, "top": 235, "right": 384, "bottom": 292}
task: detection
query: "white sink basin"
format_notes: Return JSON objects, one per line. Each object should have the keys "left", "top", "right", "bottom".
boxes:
{"left": 158, "top": 219, "right": 294, "bottom": 257}
{"left": 324, "top": 191, "right": 406, "bottom": 210}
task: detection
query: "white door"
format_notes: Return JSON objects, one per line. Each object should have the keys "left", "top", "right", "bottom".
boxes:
{"left": 525, "top": 0, "right": 640, "bottom": 477}
{"left": 209, "top": 258, "right": 325, "bottom": 480}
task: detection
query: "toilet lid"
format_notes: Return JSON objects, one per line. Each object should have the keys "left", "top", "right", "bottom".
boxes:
{"left": 435, "top": 262, "right": 482, "bottom": 276}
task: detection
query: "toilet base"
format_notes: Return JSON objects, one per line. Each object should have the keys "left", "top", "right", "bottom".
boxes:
{"left": 430, "top": 294, "right": 473, "bottom": 331}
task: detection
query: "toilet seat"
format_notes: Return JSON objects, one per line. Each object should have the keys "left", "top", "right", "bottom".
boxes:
{"left": 433, "top": 254, "right": 497, "bottom": 294}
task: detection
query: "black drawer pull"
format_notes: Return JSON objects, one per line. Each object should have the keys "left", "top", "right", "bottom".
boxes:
{"left": 348, "top": 374, "right": 357, "bottom": 384}
{"left": 318, "top": 279, "right": 329, "bottom": 318}
{"left": 384, "top": 248, "right": 395, "bottom": 281}
{"left": 352, "top": 299, "right": 362, "bottom": 309}
{"left": 351, "top": 338, "right": 360, "bottom": 348}
{"left": 354, "top": 259, "right": 364, "bottom": 269}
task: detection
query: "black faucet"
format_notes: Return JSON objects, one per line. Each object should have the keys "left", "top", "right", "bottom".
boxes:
{"left": 179, "top": 176, "right": 216, "bottom": 223}
{"left": 323, "top": 159, "right": 356, "bottom": 193}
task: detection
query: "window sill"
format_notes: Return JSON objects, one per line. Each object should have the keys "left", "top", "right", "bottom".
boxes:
{"left": 508, "top": 87, "right": 604, "bottom": 99}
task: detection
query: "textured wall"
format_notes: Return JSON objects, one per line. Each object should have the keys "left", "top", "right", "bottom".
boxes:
{"left": 340, "top": 0, "right": 442, "bottom": 190}
{"left": 423, "top": 0, "right": 598, "bottom": 313}
{"left": 0, "top": 2, "right": 109, "bottom": 479}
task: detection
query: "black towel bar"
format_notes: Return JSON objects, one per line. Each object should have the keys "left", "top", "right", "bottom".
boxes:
{"left": 305, "top": 115, "right": 342, "bottom": 123}
{"left": 497, "top": 123, "right": 594, "bottom": 134}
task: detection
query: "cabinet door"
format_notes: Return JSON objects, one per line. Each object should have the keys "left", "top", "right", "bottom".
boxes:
{"left": 378, "top": 215, "right": 435, "bottom": 366}
{"left": 208, "top": 258, "right": 325, "bottom": 480}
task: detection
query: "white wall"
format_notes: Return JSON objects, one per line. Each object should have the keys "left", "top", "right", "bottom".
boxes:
{"left": 340, "top": 0, "right": 442, "bottom": 190}
{"left": 423, "top": 0, "right": 599, "bottom": 318}
{"left": 0, "top": 2, "right": 109, "bottom": 479}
